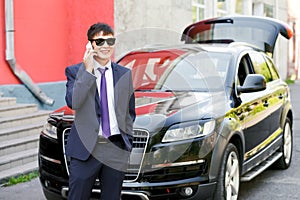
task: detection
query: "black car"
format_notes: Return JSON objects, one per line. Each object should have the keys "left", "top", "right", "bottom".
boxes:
{"left": 38, "top": 16, "right": 293, "bottom": 200}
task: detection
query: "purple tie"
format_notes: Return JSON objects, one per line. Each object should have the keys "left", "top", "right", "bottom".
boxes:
{"left": 99, "top": 68, "right": 111, "bottom": 138}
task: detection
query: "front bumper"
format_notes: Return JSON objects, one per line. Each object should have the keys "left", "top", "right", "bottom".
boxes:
{"left": 121, "top": 177, "right": 216, "bottom": 200}
{"left": 40, "top": 167, "right": 216, "bottom": 200}
{"left": 59, "top": 180, "right": 216, "bottom": 200}
{"left": 39, "top": 124, "right": 218, "bottom": 200}
{"left": 39, "top": 170, "right": 68, "bottom": 200}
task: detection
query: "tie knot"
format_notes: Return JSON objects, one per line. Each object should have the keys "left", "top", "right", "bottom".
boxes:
{"left": 98, "top": 67, "right": 108, "bottom": 74}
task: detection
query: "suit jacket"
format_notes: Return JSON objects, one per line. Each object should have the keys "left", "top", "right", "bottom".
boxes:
{"left": 65, "top": 62, "right": 136, "bottom": 161}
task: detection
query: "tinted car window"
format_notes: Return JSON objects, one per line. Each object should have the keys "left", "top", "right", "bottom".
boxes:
{"left": 264, "top": 55, "right": 280, "bottom": 80}
{"left": 249, "top": 52, "right": 273, "bottom": 82}
{"left": 184, "top": 19, "right": 275, "bottom": 54}
{"left": 162, "top": 52, "right": 230, "bottom": 91}
{"left": 237, "top": 55, "right": 253, "bottom": 86}
{"left": 191, "top": 23, "right": 273, "bottom": 48}
{"left": 119, "top": 51, "right": 231, "bottom": 92}
{"left": 118, "top": 50, "right": 185, "bottom": 90}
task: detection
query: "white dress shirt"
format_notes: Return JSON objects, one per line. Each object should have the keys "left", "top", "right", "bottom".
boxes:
{"left": 93, "top": 59, "right": 120, "bottom": 136}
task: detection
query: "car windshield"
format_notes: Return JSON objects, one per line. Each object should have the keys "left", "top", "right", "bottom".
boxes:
{"left": 118, "top": 49, "right": 231, "bottom": 92}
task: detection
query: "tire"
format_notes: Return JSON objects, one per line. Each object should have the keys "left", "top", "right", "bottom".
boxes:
{"left": 274, "top": 118, "right": 293, "bottom": 169}
{"left": 214, "top": 143, "right": 240, "bottom": 200}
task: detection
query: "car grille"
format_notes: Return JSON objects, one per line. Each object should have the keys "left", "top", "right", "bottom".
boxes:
{"left": 141, "top": 163, "right": 207, "bottom": 183}
{"left": 40, "top": 156, "right": 64, "bottom": 177}
{"left": 62, "top": 128, "right": 149, "bottom": 182}
{"left": 124, "top": 129, "right": 149, "bottom": 182}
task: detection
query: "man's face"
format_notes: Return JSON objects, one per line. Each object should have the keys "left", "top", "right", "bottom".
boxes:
{"left": 91, "top": 31, "right": 115, "bottom": 61}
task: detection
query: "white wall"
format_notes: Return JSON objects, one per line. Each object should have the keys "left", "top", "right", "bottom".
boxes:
{"left": 114, "top": 0, "right": 192, "bottom": 59}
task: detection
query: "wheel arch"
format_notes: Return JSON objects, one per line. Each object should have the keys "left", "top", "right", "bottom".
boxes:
{"left": 280, "top": 98, "right": 293, "bottom": 126}
{"left": 209, "top": 118, "right": 245, "bottom": 181}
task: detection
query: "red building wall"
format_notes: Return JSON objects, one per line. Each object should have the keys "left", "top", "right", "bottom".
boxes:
{"left": 0, "top": 0, "right": 114, "bottom": 84}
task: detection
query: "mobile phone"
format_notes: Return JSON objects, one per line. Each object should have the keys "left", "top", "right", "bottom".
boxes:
{"left": 86, "top": 42, "right": 93, "bottom": 50}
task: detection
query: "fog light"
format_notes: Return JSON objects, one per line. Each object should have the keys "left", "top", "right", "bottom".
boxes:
{"left": 180, "top": 187, "right": 193, "bottom": 196}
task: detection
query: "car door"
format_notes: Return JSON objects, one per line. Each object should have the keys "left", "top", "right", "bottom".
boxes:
{"left": 234, "top": 53, "right": 271, "bottom": 159}
{"left": 249, "top": 51, "right": 286, "bottom": 139}
{"left": 239, "top": 51, "right": 285, "bottom": 160}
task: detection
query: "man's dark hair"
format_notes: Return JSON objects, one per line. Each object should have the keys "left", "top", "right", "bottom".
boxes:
{"left": 87, "top": 23, "right": 114, "bottom": 40}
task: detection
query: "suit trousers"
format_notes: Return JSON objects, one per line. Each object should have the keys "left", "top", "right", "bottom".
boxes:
{"left": 68, "top": 135, "right": 129, "bottom": 200}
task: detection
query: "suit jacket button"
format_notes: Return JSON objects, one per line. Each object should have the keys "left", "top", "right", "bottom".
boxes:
{"left": 95, "top": 129, "right": 99, "bottom": 133}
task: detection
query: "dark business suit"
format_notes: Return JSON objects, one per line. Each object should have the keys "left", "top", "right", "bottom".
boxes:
{"left": 65, "top": 62, "right": 135, "bottom": 199}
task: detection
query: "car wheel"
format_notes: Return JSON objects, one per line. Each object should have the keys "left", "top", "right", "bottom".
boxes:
{"left": 274, "top": 118, "right": 293, "bottom": 169}
{"left": 214, "top": 143, "right": 240, "bottom": 200}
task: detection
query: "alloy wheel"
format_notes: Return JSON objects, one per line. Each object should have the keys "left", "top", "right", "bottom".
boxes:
{"left": 283, "top": 122, "right": 292, "bottom": 164}
{"left": 225, "top": 151, "right": 240, "bottom": 200}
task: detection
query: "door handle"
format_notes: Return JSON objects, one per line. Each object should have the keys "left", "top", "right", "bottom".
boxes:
{"left": 278, "top": 94, "right": 284, "bottom": 99}
{"left": 263, "top": 101, "right": 269, "bottom": 107}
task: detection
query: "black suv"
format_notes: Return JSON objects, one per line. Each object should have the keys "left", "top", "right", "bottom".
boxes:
{"left": 38, "top": 16, "right": 293, "bottom": 200}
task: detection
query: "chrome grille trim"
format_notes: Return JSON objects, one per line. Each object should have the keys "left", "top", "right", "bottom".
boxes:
{"left": 62, "top": 128, "right": 71, "bottom": 175}
{"left": 40, "top": 155, "right": 61, "bottom": 164}
{"left": 62, "top": 128, "right": 150, "bottom": 182}
{"left": 124, "top": 129, "right": 149, "bottom": 182}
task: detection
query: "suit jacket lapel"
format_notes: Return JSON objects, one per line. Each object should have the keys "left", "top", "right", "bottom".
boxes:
{"left": 112, "top": 62, "right": 121, "bottom": 108}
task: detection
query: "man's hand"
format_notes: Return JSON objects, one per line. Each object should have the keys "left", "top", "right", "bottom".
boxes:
{"left": 83, "top": 42, "right": 97, "bottom": 73}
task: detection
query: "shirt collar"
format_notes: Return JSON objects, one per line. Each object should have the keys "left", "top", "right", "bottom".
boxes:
{"left": 93, "top": 59, "right": 111, "bottom": 71}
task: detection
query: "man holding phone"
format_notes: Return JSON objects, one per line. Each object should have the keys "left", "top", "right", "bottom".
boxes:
{"left": 65, "top": 23, "right": 136, "bottom": 200}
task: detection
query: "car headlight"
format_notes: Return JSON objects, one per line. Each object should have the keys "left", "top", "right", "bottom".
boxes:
{"left": 162, "top": 120, "right": 215, "bottom": 142}
{"left": 42, "top": 122, "right": 58, "bottom": 139}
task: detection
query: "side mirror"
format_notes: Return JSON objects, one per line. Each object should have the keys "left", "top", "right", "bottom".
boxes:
{"left": 237, "top": 74, "right": 266, "bottom": 93}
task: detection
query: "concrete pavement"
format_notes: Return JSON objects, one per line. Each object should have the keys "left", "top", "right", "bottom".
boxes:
{"left": 0, "top": 177, "right": 44, "bottom": 200}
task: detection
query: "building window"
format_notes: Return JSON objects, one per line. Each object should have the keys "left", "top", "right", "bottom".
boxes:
{"left": 264, "top": 4, "right": 273, "bottom": 17}
{"left": 192, "top": 0, "right": 205, "bottom": 22}
{"left": 217, "top": 0, "right": 227, "bottom": 16}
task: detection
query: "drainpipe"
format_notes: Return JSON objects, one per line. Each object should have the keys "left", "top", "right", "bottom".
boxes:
{"left": 5, "top": 0, "right": 54, "bottom": 106}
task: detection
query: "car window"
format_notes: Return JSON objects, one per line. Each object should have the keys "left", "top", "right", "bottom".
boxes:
{"left": 162, "top": 52, "right": 230, "bottom": 91}
{"left": 118, "top": 51, "right": 231, "bottom": 92}
{"left": 249, "top": 52, "right": 273, "bottom": 82}
{"left": 237, "top": 55, "right": 253, "bottom": 86}
{"left": 190, "top": 23, "right": 273, "bottom": 49}
{"left": 264, "top": 55, "right": 280, "bottom": 80}
{"left": 182, "top": 16, "right": 293, "bottom": 56}
{"left": 118, "top": 50, "right": 185, "bottom": 90}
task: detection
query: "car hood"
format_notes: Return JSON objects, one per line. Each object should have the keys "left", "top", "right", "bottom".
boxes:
{"left": 181, "top": 15, "right": 293, "bottom": 56}
{"left": 51, "top": 91, "right": 227, "bottom": 132}
{"left": 134, "top": 91, "right": 227, "bottom": 132}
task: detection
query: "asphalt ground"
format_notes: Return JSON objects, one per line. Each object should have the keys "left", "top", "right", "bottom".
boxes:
{"left": 0, "top": 80, "right": 299, "bottom": 200}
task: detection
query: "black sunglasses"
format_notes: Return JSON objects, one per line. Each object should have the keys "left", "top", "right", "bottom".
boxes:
{"left": 89, "top": 38, "right": 116, "bottom": 46}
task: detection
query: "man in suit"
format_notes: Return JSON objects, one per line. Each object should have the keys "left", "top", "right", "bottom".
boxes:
{"left": 65, "top": 22, "right": 136, "bottom": 200}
